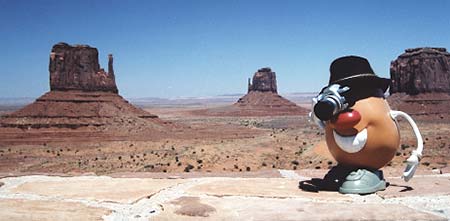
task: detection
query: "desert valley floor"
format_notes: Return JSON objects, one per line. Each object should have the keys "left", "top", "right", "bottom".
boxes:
{"left": 0, "top": 100, "right": 448, "bottom": 175}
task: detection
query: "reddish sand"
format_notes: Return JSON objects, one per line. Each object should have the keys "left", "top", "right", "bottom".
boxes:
{"left": 0, "top": 96, "right": 448, "bottom": 175}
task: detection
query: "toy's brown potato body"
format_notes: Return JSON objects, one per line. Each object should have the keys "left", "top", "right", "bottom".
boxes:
{"left": 325, "top": 97, "right": 400, "bottom": 169}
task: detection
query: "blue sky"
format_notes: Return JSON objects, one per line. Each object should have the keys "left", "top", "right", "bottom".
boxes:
{"left": 1, "top": 0, "right": 449, "bottom": 98}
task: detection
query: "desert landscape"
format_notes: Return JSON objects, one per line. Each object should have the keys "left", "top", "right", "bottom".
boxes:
{"left": 0, "top": 44, "right": 448, "bottom": 176}
{"left": 2, "top": 2, "right": 450, "bottom": 220}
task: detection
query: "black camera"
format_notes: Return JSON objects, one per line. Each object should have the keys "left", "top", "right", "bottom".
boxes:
{"left": 312, "top": 84, "right": 350, "bottom": 121}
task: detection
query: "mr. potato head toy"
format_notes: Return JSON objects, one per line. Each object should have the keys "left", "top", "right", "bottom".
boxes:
{"left": 310, "top": 56, "right": 424, "bottom": 194}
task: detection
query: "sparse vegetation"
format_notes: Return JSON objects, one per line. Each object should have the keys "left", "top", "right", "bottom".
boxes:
{"left": 0, "top": 113, "right": 447, "bottom": 174}
{"left": 184, "top": 164, "right": 194, "bottom": 172}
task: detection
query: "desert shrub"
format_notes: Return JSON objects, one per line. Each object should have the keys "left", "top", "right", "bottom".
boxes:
{"left": 184, "top": 164, "right": 194, "bottom": 172}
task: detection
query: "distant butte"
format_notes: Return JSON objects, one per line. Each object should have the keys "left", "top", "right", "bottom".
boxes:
{"left": 390, "top": 47, "right": 450, "bottom": 95}
{"left": 191, "top": 67, "right": 308, "bottom": 116}
{"left": 0, "top": 43, "right": 173, "bottom": 142}
{"left": 388, "top": 47, "right": 450, "bottom": 120}
{"left": 247, "top": 67, "right": 278, "bottom": 93}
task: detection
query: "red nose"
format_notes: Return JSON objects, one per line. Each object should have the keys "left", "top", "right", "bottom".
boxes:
{"left": 332, "top": 110, "right": 361, "bottom": 129}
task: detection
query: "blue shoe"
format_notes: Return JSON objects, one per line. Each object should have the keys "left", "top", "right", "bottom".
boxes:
{"left": 339, "top": 168, "right": 386, "bottom": 194}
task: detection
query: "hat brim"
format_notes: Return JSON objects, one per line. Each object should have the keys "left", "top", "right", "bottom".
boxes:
{"left": 330, "top": 74, "right": 391, "bottom": 93}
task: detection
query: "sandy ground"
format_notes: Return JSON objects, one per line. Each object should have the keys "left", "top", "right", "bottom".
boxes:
{"left": 0, "top": 104, "right": 448, "bottom": 175}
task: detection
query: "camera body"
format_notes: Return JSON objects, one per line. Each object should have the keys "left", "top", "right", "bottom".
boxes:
{"left": 311, "top": 84, "right": 350, "bottom": 122}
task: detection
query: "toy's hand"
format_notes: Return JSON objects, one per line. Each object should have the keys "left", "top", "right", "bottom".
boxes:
{"left": 402, "top": 150, "right": 421, "bottom": 182}
{"left": 309, "top": 97, "right": 326, "bottom": 129}
{"left": 309, "top": 111, "right": 326, "bottom": 129}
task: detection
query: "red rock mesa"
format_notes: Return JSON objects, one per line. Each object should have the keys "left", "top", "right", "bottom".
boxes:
{"left": 388, "top": 47, "right": 450, "bottom": 120}
{"left": 0, "top": 43, "right": 172, "bottom": 143}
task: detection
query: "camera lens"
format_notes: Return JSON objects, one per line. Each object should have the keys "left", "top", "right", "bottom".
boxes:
{"left": 314, "top": 99, "right": 337, "bottom": 121}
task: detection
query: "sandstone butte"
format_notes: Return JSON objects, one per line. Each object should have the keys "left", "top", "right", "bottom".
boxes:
{"left": 191, "top": 67, "right": 308, "bottom": 116}
{"left": 49, "top": 42, "right": 119, "bottom": 93}
{"left": 388, "top": 47, "right": 450, "bottom": 119}
{"left": 0, "top": 43, "right": 174, "bottom": 142}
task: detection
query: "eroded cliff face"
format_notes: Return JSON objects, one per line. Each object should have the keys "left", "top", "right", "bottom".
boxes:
{"left": 388, "top": 47, "right": 450, "bottom": 120}
{"left": 390, "top": 47, "right": 450, "bottom": 95}
{"left": 247, "top": 67, "right": 278, "bottom": 93}
{"left": 49, "top": 42, "right": 118, "bottom": 93}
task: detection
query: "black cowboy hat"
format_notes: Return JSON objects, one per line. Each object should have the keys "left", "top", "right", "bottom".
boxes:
{"left": 329, "top": 56, "right": 390, "bottom": 92}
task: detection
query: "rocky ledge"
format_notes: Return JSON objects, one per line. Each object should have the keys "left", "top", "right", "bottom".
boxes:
{"left": 0, "top": 169, "right": 449, "bottom": 220}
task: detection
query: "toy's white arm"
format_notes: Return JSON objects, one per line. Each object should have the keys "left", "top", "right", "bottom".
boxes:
{"left": 390, "top": 110, "right": 424, "bottom": 182}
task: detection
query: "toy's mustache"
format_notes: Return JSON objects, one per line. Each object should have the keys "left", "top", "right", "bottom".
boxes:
{"left": 333, "top": 128, "right": 367, "bottom": 153}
